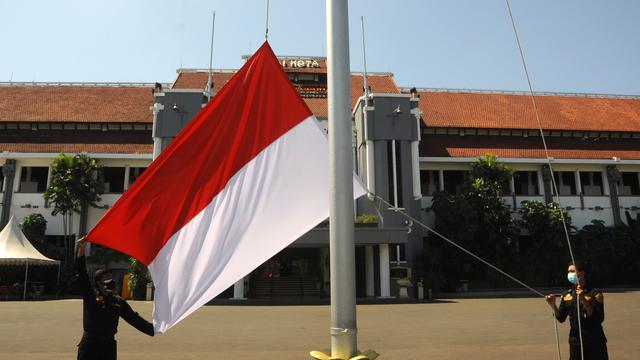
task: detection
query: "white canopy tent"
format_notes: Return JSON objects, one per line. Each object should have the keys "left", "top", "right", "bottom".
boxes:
{"left": 0, "top": 216, "right": 60, "bottom": 300}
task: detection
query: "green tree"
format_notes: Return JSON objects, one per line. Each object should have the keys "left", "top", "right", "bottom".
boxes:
{"left": 575, "top": 217, "right": 640, "bottom": 286}
{"left": 44, "top": 153, "right": 104, "bottom": 267}
{"left": 517, "top": 200, "right": 571, "bottom": 285}
{"left": 625, "top": 211, "right": 640, "bottom": 244}
{"left": 21, "top": 213, "right": 47, "bottom": 245}
{"left": 128, "top": 258, "right": 152, "bottom": 299}
{"left": 429, "top": 154, "right": 519, "bottom": 290}
{"left": 470, "top": 154, "right": 514, "bottom": 194}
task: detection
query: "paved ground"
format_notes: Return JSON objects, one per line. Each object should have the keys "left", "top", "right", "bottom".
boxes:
{"left": 0, "top": 291, "right": 638, "bottom": 359}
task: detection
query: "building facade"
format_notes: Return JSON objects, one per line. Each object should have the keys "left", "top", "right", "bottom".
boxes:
{"left": 1, "top": 57, "right": 639, "bottom": 299}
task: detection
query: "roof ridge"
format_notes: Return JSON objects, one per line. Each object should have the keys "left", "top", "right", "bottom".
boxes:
{"left": 403, "top": 87, "right": 640, "bottom": 99}
{"left": 0, "top": 82, "right": 166, "bottom": 88}
{"left": 177, "top": 68, "right": 394, "bottom": 76}
{"left": 176, "top": 68, "right": 238, "bottom": 74}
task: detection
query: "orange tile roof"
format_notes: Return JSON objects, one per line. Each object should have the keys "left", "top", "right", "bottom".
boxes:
{"left": 303, "top": 98, "right": 329, "bottom": 118}
{"left": 418, "top": 91, "right": 640, "bottom": 132}
{"left": 420, "top": 135, "right": 640, "bottom": 160}
{"left": 172, "top": 72, "right": 235, "bottom": 93}
{"left": 0, "top": 143, "right": 153, "bottom": 154}
{"left": 0, "top": 85, "right": 154, "bottom": 123}
{"left": 351, "top": 75, "right": 401, "bottom": 104}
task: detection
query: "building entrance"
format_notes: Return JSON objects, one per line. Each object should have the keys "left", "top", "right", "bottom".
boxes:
{"left": 250, "top": 248, "right": 323, "bottom": 299}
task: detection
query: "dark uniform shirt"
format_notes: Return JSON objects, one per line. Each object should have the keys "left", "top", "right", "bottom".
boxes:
{"left": 556, "top": 287, "right": 607, "bottom": 346}
{"left": 76, "top": 256, "right": 154, "bottom": 338}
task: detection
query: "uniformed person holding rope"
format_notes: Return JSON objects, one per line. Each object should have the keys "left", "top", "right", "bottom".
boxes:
{"left": 75, "top": 237, "right": 154, "bottom": 359}
{"left": 546, "top": 262, "right": 608, "bottom": 360}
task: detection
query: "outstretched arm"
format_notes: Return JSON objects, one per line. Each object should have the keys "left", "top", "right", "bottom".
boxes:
{"left": 75, "top": 237, "right": 94, "bottom": 302}
{"left": 545, "top": 294, "right": 560, "bottom": 319}
{"left": 546, "top": 294, "right": 568, "bottom": 322}
{"left": 120, "top": 300, "right": 155, "bottom": 336}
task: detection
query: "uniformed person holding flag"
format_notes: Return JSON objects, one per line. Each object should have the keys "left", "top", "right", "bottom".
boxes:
{"left": 75, "top": 237, "right": 154, "bottom": 360}
{"left": 546, "top": 261, "right": 608, "bottom": 360}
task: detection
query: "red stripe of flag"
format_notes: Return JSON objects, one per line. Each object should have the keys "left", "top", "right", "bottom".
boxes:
{"left": 88, "top": 42, "right": 312, "bottom": 264}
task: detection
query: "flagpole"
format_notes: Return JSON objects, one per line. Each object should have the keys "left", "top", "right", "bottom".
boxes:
{"left": 326, "top": 0, "right": 357, "bottom": 358}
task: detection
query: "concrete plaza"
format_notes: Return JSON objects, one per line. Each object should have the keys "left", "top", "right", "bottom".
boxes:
{"left": 0, "top": 291, "right": 638, "bottom": 359}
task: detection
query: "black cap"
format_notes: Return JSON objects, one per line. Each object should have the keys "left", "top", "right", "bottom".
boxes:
{"left": 94, "top": 268, "right": 112, "bottom": 283}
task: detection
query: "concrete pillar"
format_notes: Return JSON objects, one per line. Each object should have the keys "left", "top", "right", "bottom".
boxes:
{"left": 542, "top": 165, "right": 553, "bottom": 204}
{"left": 365, "top": 245, "right": 374, "bottom": 297}
{"left": 606, "top": 165, "right": 622, "bottom": 226}
{"left": 151, "top": 101, "right": 165, "bottom": 160}
{"left": 378, "top": 244, "right": 391, "bottom": 298}
{"left": 1, "top": 160, "right": 16, "bottom": 229}
{"left": 231, "top": 277, "right": 246, "bottom": 300}
{"left": 153, "top": 138, "right": 163, "bottom": 160}
{"left": 575, "top": 170, "right": 582, "bottom": 195}
{"left": 123, "top": 167, "right": 131, "bottom": 191}
{"left": 576, "top": 170, "right": 585, "bottom": 209}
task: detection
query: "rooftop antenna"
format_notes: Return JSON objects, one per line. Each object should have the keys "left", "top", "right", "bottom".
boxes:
{"left": 265, "top": 0, "right": 270, "bottom": 40}
{"left": 206, "top": 11, "right": 216, "bottom": 102}
{"left": 360, "top": 16, "right": 375, "bottom": 200}
{"left": 360, "top": 16, "right": 369, "bottom": 97}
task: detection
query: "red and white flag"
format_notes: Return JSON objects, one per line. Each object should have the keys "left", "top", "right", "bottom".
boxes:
{"left": 88, "top": 42, "right": 366, "bottom": 333}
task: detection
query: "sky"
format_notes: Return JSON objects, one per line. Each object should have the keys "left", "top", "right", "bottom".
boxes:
{"left": 1, "top": 0, "right": 639, "bottom": 94}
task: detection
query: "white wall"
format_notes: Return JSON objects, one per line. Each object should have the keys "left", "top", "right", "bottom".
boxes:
{"left": 419, "top": 160, "right": 640, "bottom": 229}
{"left": 3, "top": 156, "right": 151, "bottom": 236}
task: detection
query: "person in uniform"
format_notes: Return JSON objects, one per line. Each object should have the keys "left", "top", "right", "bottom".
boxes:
{"left": 75, "top": 237, "right": 154, "bottom": 360}
{"left": 546, "top": 262, "right": 608, "bottom": 360}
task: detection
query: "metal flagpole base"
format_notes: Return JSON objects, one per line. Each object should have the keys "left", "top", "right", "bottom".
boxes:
{"left": 309, "top": 349, "right": 379, "bottom": 360}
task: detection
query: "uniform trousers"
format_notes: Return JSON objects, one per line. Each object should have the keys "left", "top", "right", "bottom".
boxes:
{"left": 77, "top": 332, "right": 117, "bottom": 360}
{"left": 569, "top": 341, "right": 608, "bottom": 360}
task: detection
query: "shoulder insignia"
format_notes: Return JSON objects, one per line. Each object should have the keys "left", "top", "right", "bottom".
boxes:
{"left": 563, "top": 294, "right": 573, "bottom": 301}
{"left": 584, "top": 295, "right": 592, "bottom": 301}
{"left": 595, "top": 292, "right": 603, "bottom": 303}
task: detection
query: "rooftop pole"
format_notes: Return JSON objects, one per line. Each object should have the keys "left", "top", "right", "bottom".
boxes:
{"left": 206, "top": 11, "right": 216, "bottom": 102}
{"left": 265, "top": 0, "right": 270, "bottom": 40}
{"left": 360, "top": 16, "right": 369, "bottom": 98}
{"left": 326, "top": 0, "right": 358, "bottom": 358}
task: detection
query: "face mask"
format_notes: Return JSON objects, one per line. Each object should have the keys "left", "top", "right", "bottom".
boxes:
{"left": 103, "top": 279, "right": 116, "bottom": 292}
{"left": 567, "top": 272, "right": 578, "bottom": 285}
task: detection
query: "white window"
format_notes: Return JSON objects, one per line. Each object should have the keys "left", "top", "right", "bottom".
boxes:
{"left": 19, "top": 166, "right": 49, "bottom": 193}
{"left": 389, "top": 244, "right": 406, "bottom": 265}
{"left": 128, "top": 167, "right": 147, "bottom": 187}
{"left": 580, "top": 171, "right": 604, "bottom": 196}
{"left": 101, "top": 167, "right": 126, "bottom": 193}
{"left": 618, "top": 172, "right": 640, "bottom": 196}
{"left": 514, "top": 171, "right": 540, "bottom": 195}
{"left": 553, "top": 172, "right": 577, "bottom": 195}
{"left": 420, "top": 170, "right": 440, "bottom": 196}
{"left": 443, "top": 170, "right": 469, "bottom": 195}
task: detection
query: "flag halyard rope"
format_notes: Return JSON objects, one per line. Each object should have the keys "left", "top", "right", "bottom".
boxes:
{"left": 371, "top": 193, "right": 544, "bottom": 297}
{"left": 504, "top": 1, "right": 584, "bottom": 358}
{"left": 369, "top": 192, "right": 563, "bottom": 358}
